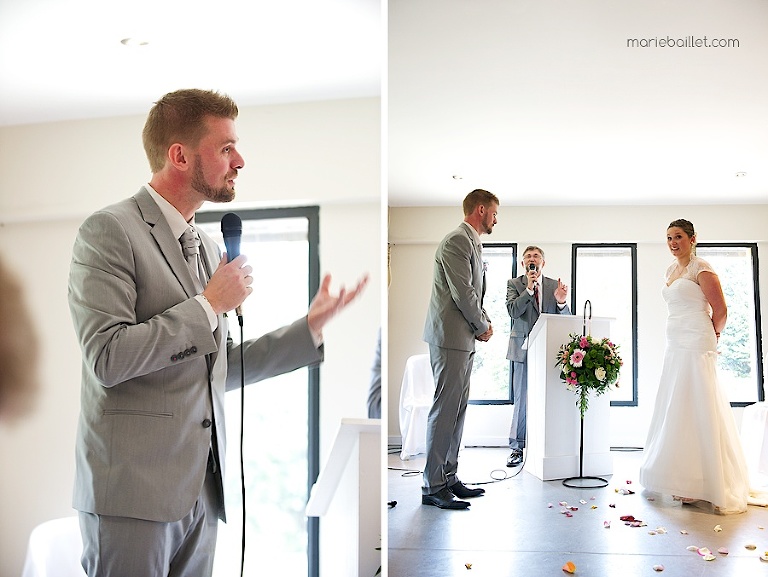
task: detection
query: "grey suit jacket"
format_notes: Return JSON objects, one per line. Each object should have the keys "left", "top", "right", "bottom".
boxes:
{"left": 68, "top": 187, "right": 323, "bottom": 523}
{"left": 423, "top": 223, "right": 490, "bottom": 352}
{"left": 506, "top": 275, "right": 572, "bottom": 362}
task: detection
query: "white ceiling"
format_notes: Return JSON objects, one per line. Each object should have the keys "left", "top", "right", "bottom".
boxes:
{"left": 0, "top": 0, "right": 380, "bottom": 126}
{"left": 3, "top": 0, "right": 767, "bottom": 208}
{"left": 388, "top": 0, "right": 768, "bottom": 207}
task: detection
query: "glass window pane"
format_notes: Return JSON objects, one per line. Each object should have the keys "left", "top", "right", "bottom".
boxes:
{"left": 470, "top": 244, "right": 515, "bottom": 402}
{"left": 574, "top": 246, "right": 636, "bottom": 405}
{"left": 198, "top": 217, "right": 310, "bottom": 576}
{"left": 697, "top": 245, "right": 761, "bottom": 404}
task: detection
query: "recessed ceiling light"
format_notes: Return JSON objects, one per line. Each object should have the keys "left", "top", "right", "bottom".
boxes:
{"left": 120, "top": 38, "right": 149, "bottom": 47}
{"left": 735, "top": 172, "right": 747, "bottom": 177}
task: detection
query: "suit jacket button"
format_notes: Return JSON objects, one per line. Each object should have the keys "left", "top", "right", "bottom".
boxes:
{"left": 202, "top": 419, "right": 212, "bottom": 428}
{"left": 171, "top": 355, "right": 178, "bottom": 362}
{"left": 191, "top": 346, "right": 197, "bottom": 354}
{"left": 184, "top": 349, "right": 192, "bottom": 356}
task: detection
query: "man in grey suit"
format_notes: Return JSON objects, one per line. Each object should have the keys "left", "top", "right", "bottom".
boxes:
{"left": 421, "top": 189, "right": 498, "bottom": 509}
{"left": 68, "top": 89, "right": 367, "bottom": 576}
{"left": 506, "top": 245, "right": 571, "bottom": 467}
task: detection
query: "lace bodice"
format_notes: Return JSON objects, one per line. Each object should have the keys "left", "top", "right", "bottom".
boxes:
{"left": 665, "top": 255, "right": 715, "bottom": 286}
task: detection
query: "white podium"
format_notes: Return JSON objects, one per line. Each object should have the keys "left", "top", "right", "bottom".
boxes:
{"left": 524, "top": 314, "right": 614, "bottom": 481}
{"left": 306, "top": 418, "right": 380, "bottom": 577}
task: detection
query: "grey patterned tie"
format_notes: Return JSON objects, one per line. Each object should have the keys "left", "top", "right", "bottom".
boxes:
{"left": 181, "top": 225, "right": 218, "bottom": 471}
{"left": 180, "top": 226, "right": 206, "bottom": 290}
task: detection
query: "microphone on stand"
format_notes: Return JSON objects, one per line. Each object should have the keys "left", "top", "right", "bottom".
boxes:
{"left": 221, "top": 212, "right": 247, "bottom": 575}
{"left": 221, "top": 212, "right": 244, "bottom": 322}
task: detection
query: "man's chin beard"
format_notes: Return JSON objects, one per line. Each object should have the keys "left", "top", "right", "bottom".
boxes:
{"left": 196, "top": 185, "right": 235, "bottom": 204}
{"left": 209, "top": 189, "right": 235, "bottom": 203}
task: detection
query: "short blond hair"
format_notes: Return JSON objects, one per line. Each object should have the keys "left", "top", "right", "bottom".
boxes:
{"left": 462, "top": 189, "right": 499, "bottom": 216}
{"left": 142, "top": 89, "right": 239, "bottom": 173}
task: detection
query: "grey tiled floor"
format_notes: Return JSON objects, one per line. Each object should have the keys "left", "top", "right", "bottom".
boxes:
{"left": 387, "top": 447, "right": 768, "bottom": 577}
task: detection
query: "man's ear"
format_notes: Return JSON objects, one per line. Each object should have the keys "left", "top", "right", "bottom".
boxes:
{"left": 167, "top": 143, "right": 190, "bottom": 171}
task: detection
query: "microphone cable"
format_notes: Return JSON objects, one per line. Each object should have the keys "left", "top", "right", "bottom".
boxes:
{"left": 220, "top": 212, "right": 247, "bottom": 576}
{"left": 237, "top": 313, "right": 245, "bottom": 577}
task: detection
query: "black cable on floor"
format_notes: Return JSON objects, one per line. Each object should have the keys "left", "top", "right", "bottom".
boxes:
{"left": 388, "top": 466, "right": 422, "bottom": 477}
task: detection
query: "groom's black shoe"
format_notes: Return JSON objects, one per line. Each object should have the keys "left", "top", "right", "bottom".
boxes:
{"left": 506, "top": 449, "right": 523, "bottom": 467}
{"left": 422, "top": 487, "right": 470, "bottom": 509}
{"left": 448, "top": 480, "right": 485, "bottom": 499}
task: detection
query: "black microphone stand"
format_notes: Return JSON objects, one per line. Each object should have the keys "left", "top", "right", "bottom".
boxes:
{"left": 562, "top": 300, "right": 609, "bottom": 489}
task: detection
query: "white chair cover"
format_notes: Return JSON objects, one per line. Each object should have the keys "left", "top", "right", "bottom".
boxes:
{"left": 21, "top": 516, "right": 86, "bottom": 577}
{"left": 740, "top": 402, "right": 768, "bottom": 487}
{"left": 398, "top": 354, "right": 435, "bottom": 460}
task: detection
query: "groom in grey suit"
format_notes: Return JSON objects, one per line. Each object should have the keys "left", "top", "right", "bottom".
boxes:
{"left": 421, "top": 189, "right": 498, "bottom": 509}
{"left": 68, "top": 89, "right": 366, "bottom": 577}
{"left": 506, "top": 245, "right": 571, "bottom": 467}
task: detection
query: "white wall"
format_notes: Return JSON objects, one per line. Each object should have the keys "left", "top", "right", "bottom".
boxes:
{"left": 388, "top": 204, "right": 768, "bottom": 452}
{"left": 0, "top": 97, "right": 382, "bottom": 577}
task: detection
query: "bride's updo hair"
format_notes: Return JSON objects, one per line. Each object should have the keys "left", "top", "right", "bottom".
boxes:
{"left": 668, "top": 218, "right": 695, "bottom": 238}
{"left": 668, "top": 218, "right": 696, "bottom": 254}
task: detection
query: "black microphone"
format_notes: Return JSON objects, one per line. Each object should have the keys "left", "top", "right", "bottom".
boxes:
{"left": 221, "top": 213, "right": 244, "bottom": 319}
{"left": 528, "top": 263, "right": 537, "bottom": 272}
{"left": 222, "top": 212, "right": 242, "bottom": 260}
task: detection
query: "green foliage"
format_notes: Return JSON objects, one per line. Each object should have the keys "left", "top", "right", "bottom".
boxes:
{"left": 717, "top": 260, "right": 753, "bottom": 378}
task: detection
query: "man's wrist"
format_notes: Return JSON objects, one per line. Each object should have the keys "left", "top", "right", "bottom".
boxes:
{"left": 194, "top": 294, "right": 218, "bottom": 331}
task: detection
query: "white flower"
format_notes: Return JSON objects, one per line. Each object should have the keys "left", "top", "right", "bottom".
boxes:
{"left": 595, "top": 366, "right": 606, "bottom": 381}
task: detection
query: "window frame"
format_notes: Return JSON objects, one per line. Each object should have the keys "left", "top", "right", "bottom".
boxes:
{"left": 468, "top": 242, "right": 517, "bottom": 405}
{"left": 196, "top": 206, "right": 321, "bottom": 577}
{"left": 571, "top": 243, "right": 639, "bottom": 408}
{"left": 697, "top": 242, "right": 765, "bottom": 406}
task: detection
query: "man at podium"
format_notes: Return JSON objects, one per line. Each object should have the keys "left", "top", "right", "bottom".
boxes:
{"left": 505, "top": 246, "right": 572, "bottom": 467}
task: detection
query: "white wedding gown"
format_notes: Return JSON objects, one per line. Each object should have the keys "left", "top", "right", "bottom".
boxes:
{"left": 639, "top": 258, "right": 750, "bottom": 514}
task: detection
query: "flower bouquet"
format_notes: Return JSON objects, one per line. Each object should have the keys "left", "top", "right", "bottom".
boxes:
{"left": 555, "top": 333, "right": 622, "bottom": 419}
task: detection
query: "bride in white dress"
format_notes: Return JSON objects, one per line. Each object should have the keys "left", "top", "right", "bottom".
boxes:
{"left": 639, "top": 219, "right": 749, "bottom": 514}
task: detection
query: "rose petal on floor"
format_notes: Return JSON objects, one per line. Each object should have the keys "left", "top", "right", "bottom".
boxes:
{"left": 562, "top": 561, "right": 576, "bottom": 574}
